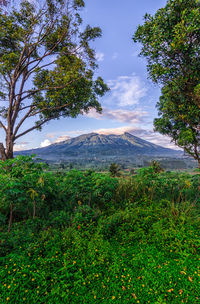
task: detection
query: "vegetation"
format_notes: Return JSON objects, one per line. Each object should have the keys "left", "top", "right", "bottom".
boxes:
{"left": 0, "top": 0, "right": 109, "bottom": 160}
{"left": 133, "top": 0, "right": 200, "bottom": 167}
{"left": 109, "top": 163, "right": 121, "bottom": 177}
{"left": 0, "top": 156, "right": 200, "bottom": 303}
{"left": 0, "top": 1, "right": 200, "bottom": 303}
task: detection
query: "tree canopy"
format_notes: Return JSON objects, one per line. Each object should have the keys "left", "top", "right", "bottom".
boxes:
{"left": 133, "top": 0, "right": 200, "bottom": 166}
{"left": 0, "top": 0, "right": 109, "bottom": 159}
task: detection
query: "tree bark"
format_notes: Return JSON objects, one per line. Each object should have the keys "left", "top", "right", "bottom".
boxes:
{"left": 0, "top": 143, "right": 6, "bottom": 160}
{"left": 6, "top": 139, "right": 14, "bottom": 159}
{"left": 198, "top": 158, "right": 200, "bottom": 170}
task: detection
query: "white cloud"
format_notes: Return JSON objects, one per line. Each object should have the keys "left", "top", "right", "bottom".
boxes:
{"left": 94, "top": 126, "right": 133, "bottom": 135}
{"left": 87, "top": 108, "right": 148, "bottom": 124}
{"left": 40, "top": 139, "right": 51, "bottom": 147}
{"left": 14, "top": 143, "right": 29, "bottom": 151}
{"left": 55, "top": 135, "right": 71, "bottom": 143}
{"left": 108, "top": 75, "right": 147, "bottom": 107}
{"left": 95, "top": 51, "right": 104, "bottom": 62}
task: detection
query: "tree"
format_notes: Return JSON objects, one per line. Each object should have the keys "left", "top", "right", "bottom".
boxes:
{"left": 133, "top": 0, "right": 200, "bottom": 166}
{"left": 149, "top": 160, "right": 164, "bottom": 173}
{"left": 154, "top": 83, "right": 200, "bottom": 167}
{"left": 0, "top": 0, "right": 109, "bottom": 160}
{"left": 109, "top": 163, "right": 121, "bottom": 177}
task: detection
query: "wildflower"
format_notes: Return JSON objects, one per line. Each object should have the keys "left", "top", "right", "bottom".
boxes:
{"left": 167, "top": 289, "right": 174, "bottom": 293}
{"left": 112, "top": 296, "right": 115, "bottom": 300}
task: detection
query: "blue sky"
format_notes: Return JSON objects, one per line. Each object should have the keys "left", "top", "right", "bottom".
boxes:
{"left": 1, "top": 0, "right": 179, "bottom": 151}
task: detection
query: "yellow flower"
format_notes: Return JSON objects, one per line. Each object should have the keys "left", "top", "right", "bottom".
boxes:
{"left": 6, "top": 297, "right": 9, "bottom": 301}
{"left": 7, "top": 285, "right": 10, "bottom": 289}
{"left": 112, "top": 296, "right": 115, "bottom": 300}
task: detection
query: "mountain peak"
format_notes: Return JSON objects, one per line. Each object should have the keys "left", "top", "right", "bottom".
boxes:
{"left": 16, "top": 132, "right": 182, "bottom": 161}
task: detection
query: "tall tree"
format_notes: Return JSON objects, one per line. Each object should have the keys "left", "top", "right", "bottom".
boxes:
{"left": 133, "top": 0, "right": 200, "bottom": 166}
{"left": 155, "top": 82, "right": 200, "bottom": 167}
{"left": 0, "top": 0, "right": 109, "bottom": 160}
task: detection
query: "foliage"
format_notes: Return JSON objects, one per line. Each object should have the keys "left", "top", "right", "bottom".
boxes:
{"left": 149, "top": 160, "right": 164, "bottom": 173}
{"left": 0, "top": 0, "right": 109, "bottom": 159}
{"left": 0, "top": 158, "right": 200, "bottom": 303}
{"left": 154, "top": 83, "right": 200, "bottom": 166}
{"left": 133, "top": 0, "right": 200, "bottom": 164}
{"left": 109, "top": 163, "right": 121, "bottom": 177}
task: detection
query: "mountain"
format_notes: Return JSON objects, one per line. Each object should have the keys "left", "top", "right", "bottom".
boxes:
{"left": 17, "top": 132, "right": 182, "bottom": 161}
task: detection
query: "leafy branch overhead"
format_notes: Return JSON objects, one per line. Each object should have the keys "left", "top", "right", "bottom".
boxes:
{"left": 0, "top": 0, "right": 109, "bottom": 159}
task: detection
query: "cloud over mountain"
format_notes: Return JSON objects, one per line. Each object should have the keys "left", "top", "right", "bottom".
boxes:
{"left": 87, "top": 108, "right": 148, "bottom": 124}
{"left": 107, "top": 74, "right": 147, "bottom": 107}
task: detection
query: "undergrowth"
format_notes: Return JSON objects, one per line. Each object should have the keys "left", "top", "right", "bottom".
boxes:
{"left": 0, "top": 156, "right": 200, "bottom": 303}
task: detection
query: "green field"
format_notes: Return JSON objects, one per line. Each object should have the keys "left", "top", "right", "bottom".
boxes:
{"left": 0, "top": 156, "right": 200, "bottom": 303}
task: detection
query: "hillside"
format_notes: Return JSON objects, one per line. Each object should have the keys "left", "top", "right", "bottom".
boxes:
{"left": 17, "top": 132, "right": 182, "bottom": 161}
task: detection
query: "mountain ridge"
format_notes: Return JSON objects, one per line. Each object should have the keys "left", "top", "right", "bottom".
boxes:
{"left": 16, "top": 132, "right": 182, "bottom": 161}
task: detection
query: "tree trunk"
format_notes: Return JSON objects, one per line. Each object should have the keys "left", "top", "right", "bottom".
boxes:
{"left": 0, "top": 143, "right": 6, "bottom": 160}
{"left": 198, "top": 158, "right": 200, "bottom": 170}
{"left": 6, "top": 134, "right": 14, "bottom": 159}
{"left": 0, "top": 133, "right": 14, "bottom": 160}
{"left": 8, "top": 203, "right": 13, "bottom": 233}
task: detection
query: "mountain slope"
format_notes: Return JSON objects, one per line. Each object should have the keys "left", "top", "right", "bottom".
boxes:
{"left": 17, "top": 132, "right": 182, "bottom": 161}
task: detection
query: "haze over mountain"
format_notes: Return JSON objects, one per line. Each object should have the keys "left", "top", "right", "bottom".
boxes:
{"left": 16, "top": 132, "right": 182, "bottom": 161}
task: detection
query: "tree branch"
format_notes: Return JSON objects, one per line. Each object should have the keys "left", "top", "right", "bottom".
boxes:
{"left": 0, "top": 121, "right": 7, "bottom": 132}
{"left": 20, "top": 78, "right": 77, "bottom": 102}
{"left": 15, "top": 118, "right": 50, "bottom": 140}
{"left": 13, "top": 106, "right": 34, "bottom": 138}
{"left": 12, "top": 71, "right": 28, "bottom": 126}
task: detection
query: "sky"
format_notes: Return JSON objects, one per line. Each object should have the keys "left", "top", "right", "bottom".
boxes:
{"left": 0, "top": 0, "right": 179, "bottom": 151}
